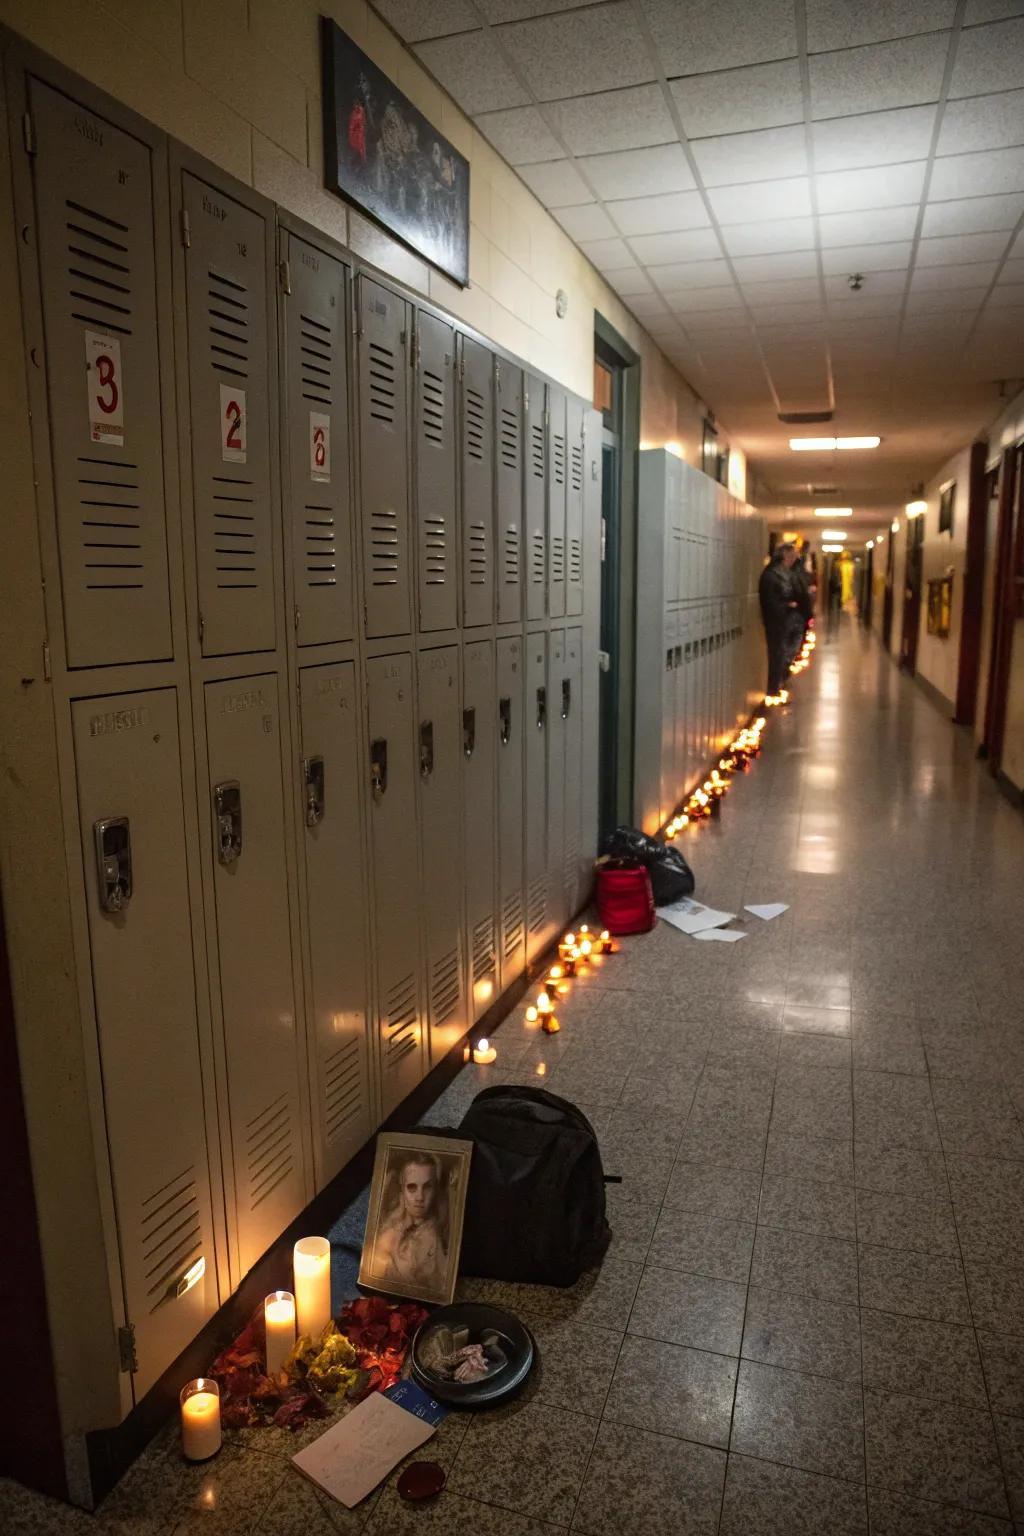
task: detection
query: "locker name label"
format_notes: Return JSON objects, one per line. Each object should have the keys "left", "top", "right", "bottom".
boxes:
{"left": 221, "top": 688, "right": 266, "bottom": 713}
{"left": 85, "top": 332, "right": 124, "bottom": 446}
{"left": 90, "top": 706, "right": 149, "bottom": 736}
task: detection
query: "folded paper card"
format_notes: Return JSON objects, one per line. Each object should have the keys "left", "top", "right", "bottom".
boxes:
{"left": 291, "top": 1389, "right": 436, "bottom": 1507}
{"left": 744, "top": 903, "right": 789, "bottom": 921}
{"left": 693, "top": 927, "right": 747, "bottom": 942}
{"left": 658, "top": 896, "right": 735, "bottom": 935}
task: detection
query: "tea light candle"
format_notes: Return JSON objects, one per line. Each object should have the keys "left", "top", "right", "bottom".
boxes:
{"left": 293, "top": 1238, "right": 331, "bottom": 1341}
{"left": 525, "top": 1004, "right": 539, "bottom": 1023}
{"left": 558, "top": 932, "right": 576, "bottom": 960}
{"left": 180, "top": 1379, "right": 221, "bottom": 1462}
{"left": 472, "top": 1038, "right": 497, "bottom": 1064}
{"left": 578, "top": 937, "right": 592, "bottom": 959}
{"left": 264, "top": 1290, "right": 296, "bottom": 1376}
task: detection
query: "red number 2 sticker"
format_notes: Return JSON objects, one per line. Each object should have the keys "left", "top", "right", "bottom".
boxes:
{"left": 220, "top": 384, "right": 247, "bottom": 463}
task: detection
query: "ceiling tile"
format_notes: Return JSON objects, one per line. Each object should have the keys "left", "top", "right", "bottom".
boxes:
{"left": 474, "top": 105, "right": 564, "bottom": 164}
{"left": 948, "top": 18, "right": 1024, "bottom": 97}
{"left": 815, "top": 161, "right": 928, "bottom": 214}
{"left": 738, "top": 277, "right": 824, "bottom": 304}
{"left": 905, "top": 285, "right": 991, "bottom": 310}
{"left": 721, "top": 217, "right": 817, "bottom": 256}
{"left": 639, "top": 0, "right": 798, "bottom": 76}
{"left": 623, "top": 292, "right": 671, "bottom": 319}
{"left": 603, "top": 265, "right": 655, "bottom": 296}
{"left": 937, "top": 88, "right": 1024, "bottom": 155}
{"left": 747, "top": 299, "right": 825, "bottom": 323}
{"left": 916, "top": 229, "right": 1013, "bottom": 265}
{"left": 910, "top": 260, "right": 1001, "bottom": 287}
{"left": 544, "top": 84, "right": 676, "bottom": 155}
{"left": 576, "top": 235, "right": 633, "bottom": 269}
{"left": 825, "top": 291, "right": 904, "bottom": 315}
{"left": 820, "top": 241, "right": 914, "bottom": 273}
{"left": 607, "top": 190, "right": 711, "bottom": 236}
{"left": 806, "top": 0, "right": 955, "bottom": 52}
{"left": 372, "top": 0, "right": 480, "bottom": 40}
{"left": 986, "top": 282, "right": 1024, "bottom": 306}
{"left": 921, "top": 192, "right": 1024, "bottom": 235}
{"left": 414, "top": 31, "right": 529, "bottom": 115}
{"left": 629, "top": 228, "right": 724, "bottom": 264}
{"left": 823, "top": 265, "right": 910, "bottom": 291}
{"left": 652, "top": 258, "right": 736, "bottom": 290}
{"left": 670, "top": 59, "right": 803, "bottom": 138}
{"left": 733, "top": 250, "right": 820, "bottom": 282}
{"left": 577, "top": 143, "right": 696, "bottom": 199}
{"left": 497, "top": 3, "right": 656, "bottom": 102}
{"left": 661, "top": 283, "right": 744, "bottom": 310}
{"left": 998, "top": 257, "right": 1024, "bottom": 282}
{"left": 551, "top": 203, "right": 618, "bottom": 241}
{"left": 808, "top": 34, "right": 950, "bottom": 119}
{"left": 692, "top": 126, "right": 809, "bottom": 187}
{"left": 811, "top": 105, "right": 937, "bottom": 173}
{"left": 517, "top": 158, "right": 593, "bottom": 206}
{"left": 707, "top": 176, "right": 813, "bottom": 223}
{"left": 478, "top": 0, "right": 604, "bottom": 20}
{"left": 930, "top": 145, "right": 1024, "bottom": 198}
{"left": 680, "top": 306, "right": 756, "bottom": 331}
{"left": 818, "top": 207, "right": 920, "bottom": 246}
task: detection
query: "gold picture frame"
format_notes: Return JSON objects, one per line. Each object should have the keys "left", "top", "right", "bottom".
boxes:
{"left": 358, "top": 1132, "right": 473, "bottom": 1307}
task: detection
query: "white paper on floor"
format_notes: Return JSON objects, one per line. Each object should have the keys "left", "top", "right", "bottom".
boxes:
{"left": 693, "top": 927, "right": 747, "bottom": 942}
{"left": 658, "top": 896, "right": 736, "bottom": 935}
{"left": 743, "top": 903, "right": 789, "bottom": 921}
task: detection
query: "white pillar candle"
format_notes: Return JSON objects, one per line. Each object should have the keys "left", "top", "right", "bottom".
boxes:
{"left": 264, "top": 1289, "right": 296, "bottom": 1376}
{"left": 293, "top": 1238, "right": 332, "bottom": 1341}
{"left": 180, "top": 1379, "right": 221, "bottom": 1462}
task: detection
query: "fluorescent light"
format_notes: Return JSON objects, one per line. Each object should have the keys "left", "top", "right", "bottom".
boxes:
{"left": 822, "top": 543, "right": 844, "bottom": 552}
{"left": 875, "top": 534, "right": 885, "bottom": 544}
{"left": 837, "top": 436, "right": 880, "bottom": 450}
{"left": 905, "top": 499, "right": 927, "bottom": 517}
{"left": 891, "top": 519, "right": 900, "bottom": 533}
{"left": 790, "top": 437, "right": 837, "bottom": 451}
{"left": 821, "top": 529, "right": 848, "bottom": 540}
{"left": 813, "top": 507, "right": 852, "bottom": 516}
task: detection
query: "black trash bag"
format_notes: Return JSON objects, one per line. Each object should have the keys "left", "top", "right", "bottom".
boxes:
{"left": 601, "top": 825, "right": 695, "bottom": 905}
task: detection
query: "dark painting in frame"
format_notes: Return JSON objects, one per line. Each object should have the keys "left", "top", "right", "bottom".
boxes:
{"left": 321, "top": 19, "right": 470, "bottom": 287}
{"left": 938, "top": 480, "right": 955, "bottom": 535}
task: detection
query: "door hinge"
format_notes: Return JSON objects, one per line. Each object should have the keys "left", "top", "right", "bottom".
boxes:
{"left": 458, "top": 354, "right": 465, "bottom": 382}
{"left": 279, "top": 258, "right": 291, "bottom": 295}
{"left": 117, "top": 1323, "right": 137, "bottom": 1374}
{"left": 524, "top": 390, "right": 529, "bottom": 413}
{"left": 180, "top": 207, "right": 191, "bottom": 248}
{"left": 543, "top": 408, "right": 550, "bottom": 428}
{"left": 293, "top": 603, "right": 301, "bottom": 631}
{"left": 22, "top": 112, "right": 36, "bottom": 155}
{"left": 409, "top": 327, "right": 419, "bottom": 370}
{"left": 42, "top": 640, "right": 52, "bottom": 681}
{"left": 198, "top": 610, "right": 205, "bottom": 644}
{"left": 495, "top": 360, "right": 501, "bottom": 388}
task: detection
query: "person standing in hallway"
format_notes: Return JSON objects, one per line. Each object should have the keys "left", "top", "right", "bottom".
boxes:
{"left": 787, "top": 551, "right": 814, "bottom": 664}
{"left": 759, "top": 542, "right": 799, "bottom": 698}
{"left": 826, "top": 556, "right": 843, "bottom": 640}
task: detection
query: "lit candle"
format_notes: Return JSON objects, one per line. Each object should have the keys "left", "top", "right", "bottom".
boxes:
{"left": 293, "top": 1238, "right": 331, "bottom": 1341}
{"left": 579, "top": 937, "right": 592, "bottom": 960}
{"left": 472, "top": 1038, "right": 497, "bottom": 1064}
{"left": 525, "top": 1004, "right": 539, "bottom": 1022}
{"left": 536, "top": 993, "right": 560, "bottom": 1034}
{"left": 558, "top": 932, "right": 576, "bottom": 960}
{"left": 180, "top": 1378, "right": 221, "bottom": 1462}
{"left": 264, "top": 1290, "right": 296, "bottom": 1377}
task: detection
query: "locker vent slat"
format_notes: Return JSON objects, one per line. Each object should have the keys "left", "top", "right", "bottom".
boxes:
{"left": 246, "top": 1093, "right": 294, "bottom": 1211}
{"left": 569, "top": 537, "right": 582, "bottom": 584}
{"left": 503, "top": 526, "right": 520, "bottom": 584}
{"left": 472, "top": 916, "right": 495, "bottom": 984}
{"left": 551, "top": 535, "right": 565, "bottom": 582}
{"left": 469, "top": 523, "right": 488, "bottom": 584}
{"left": 385, "top": 973, "right": 418, "bottom": 1063}
{"left": 77, "top": 455, "right": 146, "bottom": 590}
{"left": 531, "top": 422, "right": 545, "bottom": 479}
{"left": 431, "top": 946, "right": 461, "bottom": 1027}
{"left": 564, "top": 828, "right": 580, "bottom": 895}
{"left": 323, "top": 1037, "right": 362, "bottom": 1144}
{"left": 371, "top": 505, "right": 399, "bottom": 584}
{"left": 305, "top": 504, "right": 337, "bottom": 587}
{"left": 553, "top": 433, "right": 565, "bottom": 486}
{"left": 368, "top": 341, "right": 396, "bottom": 425}
{"left": 424, "top": 515, "right": 447, "bottom": 585}
{"left": 420, "top": 367, "right": 445, "bottom": 445}
{"left": 528, "top": 873, "right": 547, "bottom": 935}
{"left": 300, "top": 312, "right": 333, "bottom": 404}
{"left": 502, "top": 891, "right": 524, "bottom": 962}
{"left": 212, "top": 474, "right": 258, "bottom": 589}
{"left": 530, "top": 530, "right": 545, "bottom": 586}
{"left": 500, "top": 406, "right": 520, "bottom": 471}
{"left": 465, "top": 386, "right": 485, "bottom": 461}
{"left": 140, "top": 1165, "right": 201, "bottom": 1311}
{"left": 208, "top": 269, "right": 249, "bottom": 379}
{"left": 570, "top": 443, "right": 583, "bottom": 492}
{"left": 65, "top": 199, "right": 134, "bottom": 335}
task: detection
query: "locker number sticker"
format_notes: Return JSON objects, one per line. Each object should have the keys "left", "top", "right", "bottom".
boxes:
{"left": 85, "top": 331, "right": 124, "bottom": 446}
{"left": 220, "top": 384, "right": 247, "bottom": 464}
{"left": 310, "top": 411, "right": 330, "bottom": 483}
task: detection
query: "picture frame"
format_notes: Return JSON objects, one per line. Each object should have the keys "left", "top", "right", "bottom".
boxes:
{"left": 359, "top": 1132, "right": 473, "bottom": 1306}
{"left": 938, "top": 481, "right": 955, "bottom": 535}
{"left": 321, "top": 19, "right": 470, "bottom": 287}
{"left": 926, "top": 573, "right": 953, "bottom": 638}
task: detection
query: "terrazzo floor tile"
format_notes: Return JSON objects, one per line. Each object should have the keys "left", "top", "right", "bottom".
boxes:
{"left": 993, "top": 1414, "right": 1024, "bottom": 1525}
{"left": 661, "top": 1159, "right": 762, "bottom": 1221}
{"left": 511, "top": 1253, "right": 644, "bottom": 1331}
{"left": 447, "top": 1399, "right": 598, "bottom": 1526}
{"left": 647, "top": 1207, "right": 755, "bottom": 1282}
{"left": 365, "top": 1486, "right": 556, "bottom": 1536}
{"left": 525, "top": 1317, "right": 624, "bottom": 1415}
{"left": 853, "top": 1145, "right": 950, "bottom": 1199}
{"left": 930, "top": 1081, "right": 1024, "bottom": 1160}
{"left": 602, "top": 1187, "right": 660, "bottom": 1263}
{"left": 864, "top": 1389, "right": 1009, "bottom": 1518}
{"left": 854, "top": 1188, "right": 959, "bottom": 1257}
{"left": 741, "top": 1286, "right": 862, "bottom": 1382}
{"left": 762, "top": 1130, "right": 855, "bottom": 1186}
{"left": 866, "top": 1488, "right": 1013, "bottom": 1534}
{"left": 628, "top": 1263, "right": 748, "bottom": 1355}
{"left": 719, "top": 1453, "right": 868, "bottom": 1535}
{"left": 781, "top": 1003, "right": 852, "bottom": 1036}
{"left": 602, "top": 1333, "right": 738, "bottom": 1448}
{"left": 965, "top": 1265, "right": 1024, "bottom": 1336}
{"left": 858, "top": 1245, "right": 972, "bottom": 1323}
{"left": 860, "top": 1309, "right": 988, "bottom": 1406}
{"left": 778, "top": 1032, "right": 852, "bottom": 1068}
{"left": 168, "top": 1449, "right": 290, "bottom": 1534}
{"left": 750, "top": 1226, "right": 859, "bottom": 1304}
{"left": 731, "top": 1359, "right": 865, "bottom": 1481}
{"left": 976, "top": 1331, "right": 1024, "bottom": 1417}
{"left": 254, "top": 1472, "right": 376, "bottom": 1535}
{"left": 757, "top": 1170, "right": 857, "bottom": 1240}
{"left": 570, "top": 1421, "right": 726, "bottom": 1536}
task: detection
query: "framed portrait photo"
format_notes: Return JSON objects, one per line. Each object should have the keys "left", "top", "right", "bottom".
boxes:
{"left": 359, "top": 1133, "right": 473, "bottom": 1307}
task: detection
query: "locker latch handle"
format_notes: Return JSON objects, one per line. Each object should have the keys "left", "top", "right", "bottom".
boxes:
{"left": 674, "top": 645, "right": 683, "bottom": 666}
{"left": 370, "top": 738, "right": 388, "bottom": 798}
{"left": 462, "top": 707, "right": 476, "bottom": 759}
{"left": 303, "top": 755, "right": 325, "bottom": 827}
{"left": 94, "top": 816, "right": 132, "bottom": 912}
{"left": 561, "top": 678, "right": 571, "bottom": 719}
{"left": 665, "top": 648, "right": 674, "bottom": 670}
{"left": 213, "top": 781, "right": 242, "bottom": 865}
{"left": 420, "top": 720, "right": 434, "bottom": 778}
{"left": 536, "top": 686, "right": 547, "bottom": 730}
{"left": 499, "top": 696, "right": 512, "bottom": 746}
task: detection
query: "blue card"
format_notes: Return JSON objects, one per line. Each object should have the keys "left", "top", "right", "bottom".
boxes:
{"left": 384, "top": 1379, "right": 448, "bottom": 1425}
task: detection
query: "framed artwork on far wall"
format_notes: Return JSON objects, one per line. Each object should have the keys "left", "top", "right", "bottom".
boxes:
{"left": 927, "top": 574, "right": 953, "bottom": 638}
{"left": 938, "top": 481, "right": 955, "bottom": 535}
{"left": 321, "top": 19, "right": 470, "bottom": 286}
{"left": 359, "top": 1132, "right": 473, "bottom": 1306}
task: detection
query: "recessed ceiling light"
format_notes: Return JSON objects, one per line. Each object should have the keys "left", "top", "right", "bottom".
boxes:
{"left": 789, "top": 436, "right": 880, "bottom": 451}
{"left": 875, "top": 534, "right": 885, "bottom": 544}
{"left": 822, "top": 543, "right": 844, "bottom": 552}
{"left": 905, "top": 499, "right": 927, "bottom": 517}
{"left": 821, "top": 529, "right": 848, "bottom": 540}
{"left": 837, "top": 436, "right": 881, "bottom": 450}
{"left": 813, "top": 507, "right": 853, "bottom": 516}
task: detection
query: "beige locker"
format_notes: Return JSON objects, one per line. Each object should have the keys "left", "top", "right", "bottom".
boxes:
{"left": 358, "top": 277, "right": 411, "bottom": 639}
{"left": 181, "top": 173, "right": 275, "bottom": 658}
{"left": 365, "top": 653, "right": 425, "bottom": 1115}
{"left": 204, "top": 676, "right": 303, "bottom": 1276}
{"left": 417, "top": 645, "right": 466, "bottom": 1064}
{"left": 566, "top": 397, "right": 584, "bottom": 618}
{"left": 524, "top": 630, "right": 548, "bottom": 962}
{"left": 71, "top": 688, "right": 216, "bottom": 1398}
{"left": 496, "top": 636, "right": 525, "bottom": 988}
{"left": 462, "top": 640, "right": 497, "bottom": 1020}
{"left": 460, "top": 337, "right": 495, "bottom": 629}
{"left": 281, "top": 233, "right": 353, "bottom": 647}
{"left": 298, "top": 662, "right": 372, "bottom": 1189}
{"left": 28, "top": 79, "right": 173, "bottom": 669}
{"left": 546, "top": 627, "right": 567, "bottom": 936}
{"left": 525, "top": 377, "right": 547, "bottom": 622}
{"left": 563, "top": 626, "right": 583, "bottom": 916}
{"left": 414, "top": 310, "right": 457, "bottom": 633}
{"left": 496, "top": 360, "right": 523, "bottom": 626}
{"left": 547, "top": 388, "right": 567, "bottom": 620}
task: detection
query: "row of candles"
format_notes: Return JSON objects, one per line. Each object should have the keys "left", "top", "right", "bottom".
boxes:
{"left": 180, "top": 1236, "right": 333, "bottom": 1461}
{"left": 470, "top": 925, "right": 615, "bottom": 1062}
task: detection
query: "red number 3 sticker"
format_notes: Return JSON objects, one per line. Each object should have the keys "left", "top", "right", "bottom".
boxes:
{"left": 85, "top": 331, "right": 125, "bottom": 446}
{"left": 220, "top": 384, "right": 247, "bottom": 463}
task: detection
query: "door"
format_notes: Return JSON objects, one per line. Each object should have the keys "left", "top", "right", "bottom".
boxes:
{"left": 358, "top": 278, "right": 411, "bottom": 639}
{"left": 566, "top": 399, "right": 584, "bottom": 617}
{"left": 461, "top": 337, "right": 495, "bottom": 628}
{"left": 496, "top": 361, "right": 523, "bottom": 626}
{"left": 546, "top": 629, "right": 567, "bottom": 937}
{"left": 547, "top": 388, "right": 567, "bottom": 620}
{"left": 900, "top": 517, "right": 925, "bottom": 674}
{"left": 982, "top": 444, "right": 1023, "bottom": 773}
{"left": 496, "top": 636, "right": 525, "bottom": 988}
{"left": 417, "top": 646, "right": 466, "bottom": 1064}
{"left": 883, "top": 535, "right": 895, "bottom": 651}
{"left": 563, "top": 626, "right": 583, "bottom": 916}
{"left": 524, "top": 631, "right": 548, "bottom": 962}
{"left": 414, "top": 310, "right": 457, "bottom": 633}
{"left": 462, "top": 640, "right": 497, "bottom": 1018}
{"left": 598, "top": 422, "right": 620, "bottom": 841}
{"left": 525, "top": 378, "right": 546, "bottom": 622}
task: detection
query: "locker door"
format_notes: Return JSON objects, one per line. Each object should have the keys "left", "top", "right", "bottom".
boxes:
{"left": 660, "top": 614, "right": 677, "bottom": 823}
{"left": 524, "top": 631, "right": 548, "bottom": 961}
{"left": 281, "top": 234, "right": 353, "bottom": 646}
{"left": 546, "top": 628, "right": 567, "bottom": 935}
{"left": 525, "top": 377, "right": 547, "bottom": 621}
{"left": 563, "top": 626, "right": 583, "bottom": 916}
{"left": 72, "top": 688, "right": 215, "bottom": 1398}
{"left": 204, "top": 676, "right": 303, "bottom": 1277}
{"left": 547, "top": 388, "right": 566, "bottom": 620}
{"left": 182, "top": 174, "right": 274, "bottom": 657}
{"left": 29, "top": 80, "right": 172, "bottom": 669}
{"left": 462, "top": 640, "right": 497, "bottom": 1019}
{"left": 676, "top": 609, "right": 692, "bottom": 799}
{"left": 496, "top": 361, "right": 524, "bottom": 625}
{"left": 414, "top": 310, "right": 457, "bottom": 632}
{"left": 366, "top": 654, "right": 424, "bottom": 1115}
{"left": 298, "top": 662, "right": 372, "bottom": 1189}
{"left": 417, "top": 646, "right": 466, "bottom": 1064}
{"left": 358, "top": 277, "right": 411, "bottom": 638}
{"left": 566, "top": 398, "right": 584, "bottom": 617}
{"left": 461, "top": 337, "right": 495, "bottom": 628}
{"left": 496, "top": 635, "right": 525, "bottom": 988}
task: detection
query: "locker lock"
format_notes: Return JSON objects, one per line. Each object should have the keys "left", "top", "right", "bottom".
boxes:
{"left": 370, "top": 738, "right": 388, "bottom": 798}
{"left": 303, "top": 755, "right": 325, "bottom": 827}
{"left": 499, "top": 696, "right": 512, "bottom": 746}
{"left": 94, "top": 816, "right": 132, "bottom": 913}
{"left": 536, "top": 685, "right": 547, "bottom": 730}
{"left": 419, "top": 720, "right": 435, "bottom": 779}
{"left": 561, "top": 678, "right": 572, "bottom": 719}
{"left": 462, "top": 707, "right": 476, "bottom": 759}
{"left": 213, "top": 781, "right": 243, "bottom": 865}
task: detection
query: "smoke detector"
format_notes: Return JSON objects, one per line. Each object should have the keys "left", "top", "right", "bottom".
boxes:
{"left": 848, "top": 273, "right": 865, "bottom": 291}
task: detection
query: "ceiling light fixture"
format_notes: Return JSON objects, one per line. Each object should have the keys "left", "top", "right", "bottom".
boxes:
{"left": 891, "top": 519, "right": 900, "bottom": 533}
{"left": 905, "top": 499, "right": 927, "bottom": 517}
{"left": 837, "top": 436, "right": 881, "bottom": 450}
{"left": 875, "top": 534, "right": 885, "bottom": 545}
{"left": 821, "top": 529, "right": 848, "bottom": 540}
{"left": 866, "top": 540, "right": 875, "bottom": 549}
{"left": 789, "top": 436, "right": 880, "bottom": 451}
{"left": 814, "top": 507, "right": 853, "bottom": 516}
{"left": 822, "top": 543, "right": 844, "bottom": 553}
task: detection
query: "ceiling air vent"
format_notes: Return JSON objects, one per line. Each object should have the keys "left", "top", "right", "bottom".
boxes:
{"left": 777, "top": 410, "right": 834, "bottom": 424}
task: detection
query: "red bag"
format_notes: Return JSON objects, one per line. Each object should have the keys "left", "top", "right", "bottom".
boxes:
{"left": 595, "top": 864, "right": 655, "bottom": 935}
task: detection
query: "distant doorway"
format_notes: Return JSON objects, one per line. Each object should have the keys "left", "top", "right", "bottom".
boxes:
{"left": 899, "top": 516, "right": 925, "bottom": 674}
{"left": 981, "top": 443, "right": 1023, "bottom": 775}
{"left": 882, "top": 533, "right": 895, "bottom": 650}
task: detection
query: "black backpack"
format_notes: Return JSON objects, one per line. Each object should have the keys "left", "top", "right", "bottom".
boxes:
{"left": 456, "top": 1086, "right": 614, "bottom": 1287}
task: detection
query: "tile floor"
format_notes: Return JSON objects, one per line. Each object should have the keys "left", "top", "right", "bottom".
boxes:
{"left": 4, "top": 620, "right": 1024, "bottom": 1533}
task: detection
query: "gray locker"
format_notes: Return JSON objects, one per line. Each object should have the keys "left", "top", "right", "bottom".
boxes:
{"left": 462, "top": 640, "right": 497, "bottom": 1019}
{"left": 182, "top": 173, "right": 275, "bottom": 658}
{"left": 204, "top": 675, "right": 303, "bottom": 1278}
{"left": 71, "top": 688, "right": 215, "bottom": 1398}
{"left": 566, "top": 397, "right": 584, "bottom": 618}
{"left": 460, "top": 337, "right": 495, "bottom": 629}
{"left": 298, "top": 662, "right": 372, "bottom": 1189}
{"left": 524, "top": 631, "right": 548, "bottom": 961}
{"left": 563, "top": 626, "right": 583, "bottom": 917}
{"left": 547, "top": 388, "right": 567, "bottom": 620}
{"left": 358, "top": 277, "right": 411, "bottom": 638}
{"left": 660, "top": 614, "right": 677, "bottom": 822}
{"left": 29, "top": 80, "right": 173, "bottom": 669}
{"left": 417, "top": 646, "right": 466, "bottom": 1064}
{"left": 496, "top": 635, "right": 525, "bottom": 988}
{"left": 525, "top": 377, "right": 547, "bottom": 622}
{"left": 281, "top": 233, "right": 353, "bottom": 647}
{"left": 496, "top": 360, "right": 523, "bottom": 626}
{"left": 414, "top": 310, "right": 457, "bottom": 633}
{"left": 546, "top": 628, "right": 567, "bottom": 937}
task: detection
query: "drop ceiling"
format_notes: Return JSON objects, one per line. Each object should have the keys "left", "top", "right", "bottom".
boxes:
{"left": 371, "top": 0, "right": 1024, "bottom": 530}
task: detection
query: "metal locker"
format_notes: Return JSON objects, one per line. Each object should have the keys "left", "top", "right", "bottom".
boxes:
{"left": 676, "top": 608, "right": 693, "bottom": 798}
{"left": 71, "top": 688, "right": 215, "bottom": 1397}
{"left": 566, "top": 397, "right": 585, "bottom": 618}
{"left": 358, "top": 277, "right": 411, "bottom": 638}
{"left": 297, "top": 662, "right": 372, "bottom": 1189}
{"left": 281, "top": 233, "right": 353, "bottom": 647}
{"left": 28, "top": 79, "right": 173, "bottom": 668}
{"left": 462, "top": 640, "right": 497, "bottom": 1019}
{"left": 524, "top": 377, "right": 547, "bottom": 622}
{"left": 460, "top": 337, "right": 495, "bottom": 628}
{"left": 496, "top": 360, "right": 524, "bottom": 626}
{"left": 365, "top": 653, "right": 424, "bottom": 1115}
{"left": 496, "top": 635, "right": 525, "bottom": 988}
{"left": 414, "top": 310, "right": 457, "bottom": 632}
{"left": 524, "top": 631, "right": 549, "bottom": 961}
{"left": 417, "top": 646, "right": 466, "bottom": 1064}
{"left": 546, "top": 628, "right": 567, "bottom": 936}
{"left": 563, "top": 626, "right": 583, "bottom": 916}
{"left": 547, "top": 388, "right": 567, "bottom": 620}
{"left": 204, "top": 676, "right": 304, "bottom": 1275}
{"left": 181, "top": 173, "right": 275, "bottom": 658}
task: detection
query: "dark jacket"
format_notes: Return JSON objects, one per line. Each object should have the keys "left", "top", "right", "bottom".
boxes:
{"left": 759, "top": 560, "right": 795, "bottom": 631}
{"left": 791, "top": 563, "right": 814, "bottom": 622}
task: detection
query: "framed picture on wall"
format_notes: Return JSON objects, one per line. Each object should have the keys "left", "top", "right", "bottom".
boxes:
{"left": 321, "top": 19, "right": 470, "bottom": 286}
{"left": 926, "top": 574, "right": 953, "bottom": 638}
{"left": 938, "top": 481, "right": 955, "bottom": 535}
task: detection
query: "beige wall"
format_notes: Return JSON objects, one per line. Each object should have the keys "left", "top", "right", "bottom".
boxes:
{"left": 914, "top": 446, "right": 972, "bottom": 712}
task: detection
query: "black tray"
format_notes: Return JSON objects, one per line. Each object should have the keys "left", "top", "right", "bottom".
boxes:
{"left": 410, "top": 1303, "right": 535, "bottom": 1408}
